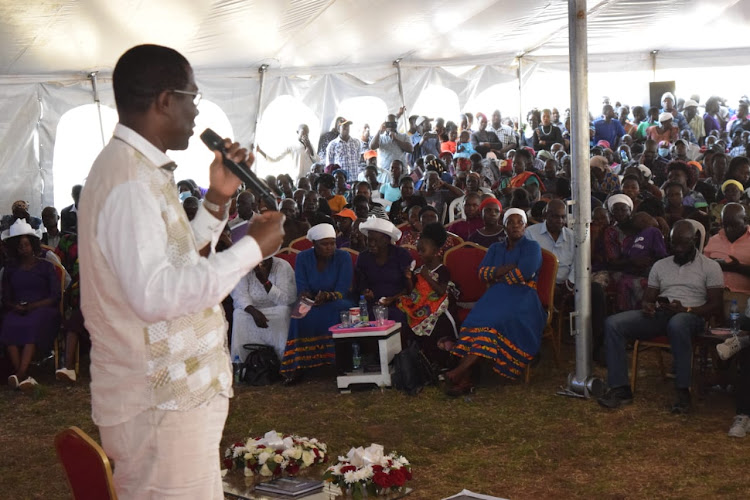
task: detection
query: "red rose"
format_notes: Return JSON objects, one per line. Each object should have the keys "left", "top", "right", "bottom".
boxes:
{"left": 257, "top": 445, "right": 266, "bottom": 449}
{"left": 372, "top": 465, "right": 383, "bottom": 473}
{"left": 403, "top": 468, "right": 412, "bottom": 481}
{"left": 340, "top": 465, "right": 357, "bottom": 473}
{"left": 389, "top": 469, "right": 406, "bottom": 487}
{"left": 313, "top": 448, "right": 320, "bottom": 458}
{"left": 233, "top": 442, "right": 244, "bottom": 448}
{"left": 373, "top": 471, "right": 392, "bottom": 489}
{"left": 287, "top": 463, "right": 301, "bottom": 476}
{"left": 223, "top": 458, "right": 234, "bottom": 470}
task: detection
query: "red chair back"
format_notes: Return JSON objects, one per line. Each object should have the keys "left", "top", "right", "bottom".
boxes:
{"left": 275, "top": 248, "right": 299, "bottom": 270}
{"left": 444, "top": 242, "right": 488, "bottom": 322}
{"left": 339, "top": 247, "right": 359, "bottom": 267}
{"left": 400, "top": 244, "right": 422, "bottom": 268}
{"left": 289, "top": 236, "right": 313, "bottom": 252}
{"left": 55, "top": 426, "right": 117, "bottom": 500}
{"left": 537, "top": 249, "right": 558, "bottom": 326}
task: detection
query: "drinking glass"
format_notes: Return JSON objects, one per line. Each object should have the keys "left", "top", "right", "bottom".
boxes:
{"left": 374, "top": 305, "right": 388, "bottom": 326}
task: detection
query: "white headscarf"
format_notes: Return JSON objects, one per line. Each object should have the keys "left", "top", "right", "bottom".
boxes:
{"left": 306, "top": 223, "right": 336, "bottom": 241}
{"left": 502, "top": 208, "right": 528, "bottom": 226}
{"left": 359, "top": 216, "right": 402, "bottom": 243}
{"left": 606, "top": 194, "right": 634, "bottom": 213}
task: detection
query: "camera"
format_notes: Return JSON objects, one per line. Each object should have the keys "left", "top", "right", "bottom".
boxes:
{"left": 385, "top": 121, "right": 398, "bottom": 129}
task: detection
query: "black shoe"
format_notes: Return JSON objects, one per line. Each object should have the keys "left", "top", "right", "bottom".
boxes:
{"left": 670, "top": 389, "right": 691, "bottom": 414}
{"left": 597, "top": 386, "right": 634, "bottom": 409}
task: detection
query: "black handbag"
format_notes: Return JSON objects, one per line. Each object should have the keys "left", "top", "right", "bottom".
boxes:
{"left": 240, "top": 344, "right": 281, "bottom": 386}
{"left": 390, "top": 341, "right": 436, "bottom": 396}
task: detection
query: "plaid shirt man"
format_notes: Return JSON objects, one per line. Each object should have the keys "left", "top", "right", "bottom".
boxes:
{"left": 326, "top": 136, "right": 362, "bottom": 179}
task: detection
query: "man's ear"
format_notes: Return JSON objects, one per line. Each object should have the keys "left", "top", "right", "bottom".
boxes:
{"left": 153, "top": 90, "right": 172, "bottom": 115}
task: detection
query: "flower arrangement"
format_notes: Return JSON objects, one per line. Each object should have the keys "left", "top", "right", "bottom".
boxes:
{"left": 223, "top": 430, "right": 327, "bottom": 478}
{"left": 323, "top": 444, "right": 412, "bottom": 498}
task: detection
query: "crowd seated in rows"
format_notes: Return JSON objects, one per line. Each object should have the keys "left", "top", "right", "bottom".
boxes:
{"left": 7, "top": 93, "right": 750, "bottom": 438}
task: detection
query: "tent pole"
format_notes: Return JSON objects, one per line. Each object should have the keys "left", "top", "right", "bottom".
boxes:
{"left": 253, "top": 64, "right": 269, "bottom": 161}
{"left": 517, "top": 57, "right": 522, "bottom": 132}
{"left": 651, "top": 50, "right": 659, "bottom": 81}
{"left": 559, "top": 0, "right": 604, "bottom": 399}
{"left": 393, "top": 59, "right": 407, "bottom": 134}
{"left": 89, "top": 72, "right": 105, "bottom": 148}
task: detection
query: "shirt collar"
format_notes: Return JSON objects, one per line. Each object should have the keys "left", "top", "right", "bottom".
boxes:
{"left": 542, "top": 221, "right": 568, "bottom": 241}
{"left": 113, "top": 123, "right": 176, "bottom": 171}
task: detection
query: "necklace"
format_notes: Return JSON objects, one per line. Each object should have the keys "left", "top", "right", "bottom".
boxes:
{"left": 541, "top": 125, "right": 552, "bottom": 135}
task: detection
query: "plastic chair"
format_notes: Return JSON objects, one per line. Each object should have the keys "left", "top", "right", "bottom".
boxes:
{"left": 55, "top": 426, "right": 117, "bottom": 500}
{"left": 275, "top": 247, "right": 299, "bottom": 270}
{"left": 289, "top": 236, "right": 313, "bottom": 252}
{"left": 685, "top": 218, "right": 706, "bottom": 252}
{"left": 443, "top": 242, "right": 488, "bottom": 324}
{"left": 525, "top": 249, "right": 559, "bottom": 383}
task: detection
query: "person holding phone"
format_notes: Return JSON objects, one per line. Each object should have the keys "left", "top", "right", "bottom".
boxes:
{"left": 369, "top": 113, "right": 413, "bottom": 178}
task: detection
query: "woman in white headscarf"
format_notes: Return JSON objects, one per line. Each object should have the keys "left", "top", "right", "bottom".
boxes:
{"left": 230, "top": 256, "right": 296, "bottom": 363}
{"left": 444, "top": 209, "right": 545, "bottom": 395}
{"left": 280, "top": 223, "right": 354, "bottom": 383}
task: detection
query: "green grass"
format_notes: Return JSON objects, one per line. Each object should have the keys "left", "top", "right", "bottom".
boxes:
{"left": 1, "top": 345, "right": 749, "bottom": 500}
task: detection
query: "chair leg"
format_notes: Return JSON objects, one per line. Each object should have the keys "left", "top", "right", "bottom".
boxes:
{"left": 524, "top": 364, "right": 531, "bottom": 384}
{"left": 656, "top": 349, "right": 667, "bottom": 380}
{"left": 551, "top": 314, "right": 563, "bottom": 369}
{"left": 630, "top": 340, "right": 640, "bottom": 394}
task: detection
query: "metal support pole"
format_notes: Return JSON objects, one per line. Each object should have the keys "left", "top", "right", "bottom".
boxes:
{"left": 89, "top": 72, "right": 106, "bottom": 148}
{"left": 252, "top": 64, "right": 269, "bottom": 158}
{"left": 393, "top": 59, "right": 407, "bottom": 134}
{"left": 651, "top": 50, "right": 659, "bottom": 81}
{"left": 558, "top": 0, "right": 604, "bottom": 399}
{"left": 517, "top": 57, "right": 523, "bottom": 131}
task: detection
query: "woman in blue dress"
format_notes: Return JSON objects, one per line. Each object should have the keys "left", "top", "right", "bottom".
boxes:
{"left": 445, "top": 208, "right": 546, "bottom": 395}
{"left": 280, "top": 223, "right": 354, "bottom": 382}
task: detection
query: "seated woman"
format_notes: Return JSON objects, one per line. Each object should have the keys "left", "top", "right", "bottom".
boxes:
{"left": 468, "top": 197, "right": 506, "bottom": 247}
{"left": 388, "top": 178, "right": 422, "bottom": 225}
{"left": 316, "top": 173, "right": 348, "bottom": 214}
{"left": 710, "top": 179, "right": 744, "bottom": 233}
{"left": 396, "top": 204, "right": 424, "bottom": 246}
{"left": 333, "top": 208, "right": 357, "bottom": 248}
{"left": 1, "top": 219, "right": 61, "bottom": 390}
{"left": 280, "top": 224, "right": 354, "bottom": 382}
{"left": 663, "top": 181, "right": 710, "bottom": 234}
{"left": 444, "top": 209, "right": 546, "bottom": 395}
{"left": 398, "top": 223, "right": 458, "bottom": 368}
{"left": 356, "top": 218, "right": 412, "bottom": 325}
{"left": 379, "top": 160, "right": 406, "bottom": 203}
{"left": 332, "top": 169, "right": 351, "bottom": 203}
{"left": 402, "top": 206, "right": 462, "bottom": 256}
{"left": 230, "top": 256, "right": 296, "bottom": 363}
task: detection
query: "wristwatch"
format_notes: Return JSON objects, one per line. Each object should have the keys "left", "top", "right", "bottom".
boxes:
{"left": 202, "top": 197, "right": 231, "bottom": 213}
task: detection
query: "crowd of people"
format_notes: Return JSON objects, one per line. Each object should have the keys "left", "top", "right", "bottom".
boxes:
{"left": 5, "top": 91, "right": 750, "bottom": 439}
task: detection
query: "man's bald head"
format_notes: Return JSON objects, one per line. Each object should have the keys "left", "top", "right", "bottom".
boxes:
{"left": 236, "top": 191, "right": 257, "bottom": 220}
{"left": 722, "top": 202, "right": 747, "bottom": 242}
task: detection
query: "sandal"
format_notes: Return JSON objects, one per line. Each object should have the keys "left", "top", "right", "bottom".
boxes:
{"left": 7, "top": 375, "right": 18, "bottom": 389}
{"left": 18, "top": 377, "right": 39, "bottom": 391}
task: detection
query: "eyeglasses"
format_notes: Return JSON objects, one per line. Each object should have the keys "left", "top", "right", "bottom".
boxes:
{"left": 170, "top": 89, "right": 202, "bottom": 106}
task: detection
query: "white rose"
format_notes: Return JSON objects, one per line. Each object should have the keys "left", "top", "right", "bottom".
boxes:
{"left": 344, "top": 470, "right": 357, "bottom": 484}
{"left": 302, "top": 450, "right": 315, "bottom": 466}
{"left": 399, "top": 456, "right": 410, "bottom": 466}
{"left": 260, "top": 464, "right": 273, "bottom": 477}
{"left": 243, "top": 467, "right": 254, "bottom": 477}
{"left": 293, "top": 447, "right": 303, "bottom": 460}
{"left": 274, "top": 454, "right": 284, "bottom": 464}
{"left": 258, "top": 452, "right": 271, "bottom": 465}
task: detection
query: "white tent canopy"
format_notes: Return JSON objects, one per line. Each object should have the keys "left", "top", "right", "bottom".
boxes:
{"left": 2, "top": 0, "right": 750, "bottom": 213}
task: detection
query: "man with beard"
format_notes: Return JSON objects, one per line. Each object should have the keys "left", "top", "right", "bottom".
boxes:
{"left": 598, "top": 220, "right": 723, "bottom": 414}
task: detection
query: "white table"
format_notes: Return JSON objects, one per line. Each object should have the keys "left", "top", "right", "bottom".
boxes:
{"left": 331, "top": 322, "right": 402, "bottom": 391}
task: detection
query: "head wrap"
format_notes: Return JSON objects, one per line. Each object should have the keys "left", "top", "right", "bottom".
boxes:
{"left": 607, "top": 194, "right": 634, "bottom": 213}
{"left": 659, "top": 112, "right": 673, "bottom": 123}
{"left": 523, "top": 147, "right": 536, "bottom": 158}
{"left": 335, "top": 208, "right": 357, "bottom": 221}
{"left": 722, "top": 179, "right": 744, "bottom": 194}
{"left": 359, "top": 216, "right": 402, "bottom": 243}
{"left": 596, "top": 140, "right": 610, "bottom": 149}
{"left": 683, "top": 99, "right": 699, "bottom": 108}
{"left": 589, "top": 155, "right": 609, "bottom": 171}
{"left": 332, "top": 168, "right": 348, "bottom": 180}
{"left": 537, "top": 150, "right": 553, "bottom": 161}
{"left": 661, "top": 92, "right": 675, "bottom": 104}
{"left": 11, "top": 200, "right": 28, "bottom": 212}
{"left": 306, "top": 223, "right": 336, "bottom": 241}
{"left": 479, "top": 197, "right": 502, "bottom": 213}
{"left": 503, "top": 208, "right": 528, "bottom": 226}
{"left": 636, "top": 164, "right": 652, "bottom": 179}
{"left": 687, "top": 160, "right": 702, "bottom": 172}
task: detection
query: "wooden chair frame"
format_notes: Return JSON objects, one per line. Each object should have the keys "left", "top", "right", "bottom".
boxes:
{"left": 55, "top": 426, "right": 117, "bottom": 500}
{"left": 525, "top": 249, "right": 559, "bottom": 383}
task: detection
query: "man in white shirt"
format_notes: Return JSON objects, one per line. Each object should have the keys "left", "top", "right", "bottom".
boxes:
{"left": 256, "top": 124, "right": 317, "bottom": 181}
{"left": 369, "top": 113, "right": 413, "bottom": 174}
{"left": 78, "top": 44, "right": 284, "bottom": 500}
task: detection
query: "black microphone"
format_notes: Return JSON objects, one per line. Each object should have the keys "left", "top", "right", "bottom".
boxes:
{"left": 200, "top": 128, "right": 277, "bottom": 210}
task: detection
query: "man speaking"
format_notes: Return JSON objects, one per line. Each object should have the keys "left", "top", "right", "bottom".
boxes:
{"left": 78, "top": 45, "right": 284, "bottom": 499}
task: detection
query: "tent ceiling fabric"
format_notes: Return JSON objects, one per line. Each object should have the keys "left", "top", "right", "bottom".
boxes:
{"left": 0, "top": 0, "right": 748, "bottom": 76}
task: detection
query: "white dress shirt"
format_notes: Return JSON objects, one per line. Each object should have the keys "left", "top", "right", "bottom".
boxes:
{"left": 525, "top": 221, "right": 576, "bottom": 284}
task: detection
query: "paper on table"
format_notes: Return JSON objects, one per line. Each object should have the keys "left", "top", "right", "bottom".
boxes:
{"left": 442, "top": 490, "right": 510, "bottom": 500}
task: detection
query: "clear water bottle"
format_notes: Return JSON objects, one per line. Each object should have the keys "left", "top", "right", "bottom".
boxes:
{"left": 359, "top": 295, "right": 369, "bottom": 323}
{"left": 232, "top": 355, "right": 242, "bottom": 383}
{"left": 352, "top": 342, "right": 361, "bottom": 370}
{"left": 730, "top": 300, "right": 741, "bottom": 338}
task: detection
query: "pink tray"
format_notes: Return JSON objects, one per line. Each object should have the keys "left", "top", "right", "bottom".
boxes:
{"left": 329, "top": 320, "right": 396, "bottom": 333}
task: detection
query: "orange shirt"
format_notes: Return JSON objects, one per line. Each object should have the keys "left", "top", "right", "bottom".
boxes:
{"left": 704, "top": 227, "right": 750, "bottom": 294}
